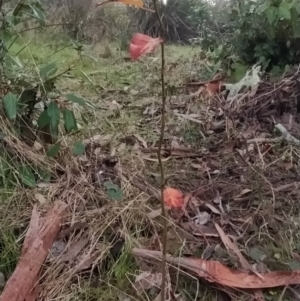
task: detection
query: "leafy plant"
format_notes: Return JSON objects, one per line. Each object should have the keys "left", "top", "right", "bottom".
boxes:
{"left": 192, "top": 0, "right": 300, "bottom": 75}
{"left": 0, "top": 0, "right": 94, "bottom": 191}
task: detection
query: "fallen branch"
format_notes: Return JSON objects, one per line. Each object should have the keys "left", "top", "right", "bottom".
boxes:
{"left": 0, "top": 201, "right": 67, "bottom": 301}
{"left": 132, "top": 248, "right": 300, "bottom": 289}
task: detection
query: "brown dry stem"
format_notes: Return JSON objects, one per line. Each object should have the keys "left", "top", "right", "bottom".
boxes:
{"left": 151, "top": 0, "right": 167, "bottom": 300}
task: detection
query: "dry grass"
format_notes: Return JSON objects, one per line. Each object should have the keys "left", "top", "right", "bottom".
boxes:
{"left": 1, "top": 35, "right": 300, "bottom": 301}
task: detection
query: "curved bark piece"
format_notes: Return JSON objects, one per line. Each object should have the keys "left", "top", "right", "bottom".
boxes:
{"left": 132, "top": 248, "right": 300, "bottom": 289}
{"left": 0, "top": 201, "right": 67, "bottom": 301}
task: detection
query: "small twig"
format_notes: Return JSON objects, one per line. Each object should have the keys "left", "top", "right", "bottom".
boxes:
{"left": 151, "top": 0, "right": 167, "bottom": 300}
{"left": 247, "top": 137, "right": 283, "bottom": 144}
{"left": 287, "top": 286, "right": 300, "bottom": 301}
{"left": 16, "top": 23, "right": 69, "bottom": 35}
{"left": 47, "top": 62, "right": 79, "bottom": 82}
{"left": 142, "top": 147, "right": 196, "bottom": 153}
{"left": 277, "top": 286, "right": 287, "bottom": 301}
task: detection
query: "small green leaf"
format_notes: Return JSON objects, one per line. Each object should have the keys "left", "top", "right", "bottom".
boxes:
{"left": 65, "top": 93, "right": 95, "bottom": 108}
{"left": 29, "top": 4, "right": 45, "bottom": 26}
{"left": 72, "top": 141, "right": 85, "bottom": 156}
{"left": 291, "top": 8, "right": 300, "bottom": 35}
{"left": 39, "top": 62, "right": 57, "bottom": 78}
{"left": 65, "top": 93, "right": 86, "bottom": 106}
{"left": 3, "top": 92, "right": 18, "bottom": 120}
{"left": 47, "top": 101, "right": 60, "bottom": 118}
{"left": 37, "top": 109, "right": 50, "bottom": 129}
{"left": 18, "top": 165, "right": 36, "bottom": 188}
{"left": 63, "top": 109, "right": 78, "bottom": 133}
{"left": 104, "top": 181, "right": 124, "bottom": 201}
{"left": 47, "top": 142, "right": 61, "bottom": 157}
{"left": 0, "top": 29, "right": 13, "bottom": 42}
{"left": 278, "top": 2, "right": 291, "bottom": 19}
{"left": 266, "top": 6, "right": 278, "bottom": 24}
{"left": 47, "top": 101, "right": 60, "bottom": 138}
{"left": 257, "top": 1, "right": 271, "bottom": 13}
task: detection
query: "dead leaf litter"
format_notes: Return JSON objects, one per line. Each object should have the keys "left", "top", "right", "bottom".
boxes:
{"left": 1, "top": 61, "right": 300, "bottom": 301}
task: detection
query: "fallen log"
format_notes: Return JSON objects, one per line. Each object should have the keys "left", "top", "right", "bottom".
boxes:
{"left": 0, "top": 201, "right": 67, "bottom": 301}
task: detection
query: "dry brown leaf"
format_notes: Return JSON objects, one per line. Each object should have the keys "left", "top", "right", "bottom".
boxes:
{"left": 76, "top": 253, "right": 99, "bottom": 271}
{"left": 191, "top": 163, "right": 203, "bottom": 169}
{"left": 50, "top": 240, "right": 66, "bottom": 257}
{"left": 37, "top": 182, "right": 51, "bottom": 188}
{"left": 133, "top": 271, "right": 162, "bottom": 294}
{"left": 147, "top": 208, "right": 162, "bottom": 219}
{"left": 60, "top": 236, "right": 89, "bottom": 262}
{"left": 234, "top": 189, "right": 252, "bottom": 200}
{"left": 214, "top": 223, "right": 255, "bottom": 273}
{"left": 133, "top": 134, "right": 148, "bottom": 148}
{"left": 194, "top": 211, "right": 210, "bottom": 225}
{"left": 142, "top": 155, "right": 171, "bottom": 162}
{"left": 83, "top": 134, "right": 113, "bottom": 146}
{"left": 132, "top": 248, "right": 300, "bottom": 289}
{"left": 76, "top": 243, "right": 109, "bottom": 271}
{"left": 171, "top": 140, "right": 180, "bottom": 149}
{"left": 205, "top": 203, "right": 221, "bottom": 215}
{"left": 34, "top": 193, "right": 47, "bottom": 205}
{"left": 215, "top": 224, "right": 265, "bottom": 301}
{"left": 58, "top": 222, "right": 88, "bottom": 240}
{"left": 180, "top": 222, "right": 219, "bottom": 238}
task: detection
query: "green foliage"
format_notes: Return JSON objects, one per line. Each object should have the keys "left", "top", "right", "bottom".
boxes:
{"left": 63, "top": 109, "right": 78, "bottom": 133}
{"left": 65, "top": 93, "right": 86, "bottom": 106}
{"left": 3, "top": 93, "right": 17, "bottom": 120}
{"left": 47, "top": 142, "right": 61, "bottom": 157}
{"left": 47, "top": 101, "right": 60, "bottom": 139}
{"left": 191, "top": 0, "right": 300, "bottom": 75}
{"left": 37, "top": 110, "right": 50, "bottom": 129}
{"left": 18, "top": 165, "right": 36, "bottom": 188}
{"left": 0, "top": 0, "right": 94, "bottom": 192}
{"left": 72, "top": 141, "right": 85, "bottom": 156}
{"left": 104, "top": 181, "right": 124, "bottom": 201}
